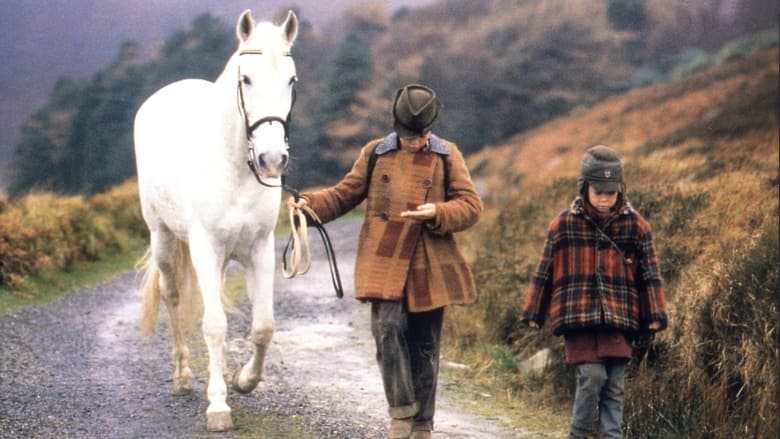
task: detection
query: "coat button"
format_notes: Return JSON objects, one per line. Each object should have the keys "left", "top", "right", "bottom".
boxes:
{"left": 422, "top": 178, "right": 432, "bottom": 188}
{"left": 380, "top": 212, "right": 389, "bottom": 221}
{"left": 381, "top": 174, "right": 390, "bottom": 183}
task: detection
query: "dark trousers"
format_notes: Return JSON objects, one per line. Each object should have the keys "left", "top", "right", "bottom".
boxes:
{"left": 370, "top": 300, "right": 444, "bottom": 428}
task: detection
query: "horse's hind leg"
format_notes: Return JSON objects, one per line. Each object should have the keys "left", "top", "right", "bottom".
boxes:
{"left": 151, "top": 229, "right": 195, "bottom": 395}
{"left": 233, "top": 236, "right": 275, "bottom": 393}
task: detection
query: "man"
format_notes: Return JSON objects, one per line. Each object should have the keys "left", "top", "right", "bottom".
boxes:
{"left": 288, "top": 84, "right": 482, "bottom": 438}
{"left": 521, "top": 145, "right": 669, "bottom": 438}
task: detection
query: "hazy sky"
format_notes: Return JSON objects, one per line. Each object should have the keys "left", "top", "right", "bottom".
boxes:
{"left": 0, "top": 0, "right": 434, "bottom": 178}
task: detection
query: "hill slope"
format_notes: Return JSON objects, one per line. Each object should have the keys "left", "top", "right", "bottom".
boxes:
{"left": 458, "top": 47, "right": 778, "bottom": 437}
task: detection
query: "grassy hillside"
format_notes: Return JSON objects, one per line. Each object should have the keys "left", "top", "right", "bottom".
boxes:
{"left": 447, "top": 47, "right": 778, "bottom": 437}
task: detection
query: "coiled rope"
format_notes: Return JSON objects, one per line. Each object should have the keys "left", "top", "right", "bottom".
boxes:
{"left": 281, "top": 203, "right": 344, "bottom": 299}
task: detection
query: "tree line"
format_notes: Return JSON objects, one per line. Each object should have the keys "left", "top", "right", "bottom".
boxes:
{"left": 6, "top": 0, "right": 776, "bottom": 196}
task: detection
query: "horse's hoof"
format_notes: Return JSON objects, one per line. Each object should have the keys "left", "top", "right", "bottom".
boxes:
{"left": 172, "top": 375, "right": 194, "bottom": 395}
{"left": 207, "top": 411, "right": 233, "bottom": 432}
{"left": 231, "top": 367, "right": 260, "bottom": 394}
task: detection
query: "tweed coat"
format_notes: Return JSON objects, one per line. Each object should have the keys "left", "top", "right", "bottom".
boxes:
{"left": 300, "top": 133, "right": 482, "bottom": 311}
{"left": 521, "top": 196, "right": 668, "bottom": 336}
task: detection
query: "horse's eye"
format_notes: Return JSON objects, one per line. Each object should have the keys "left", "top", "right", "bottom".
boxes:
{"left": 289, "top": 76, "right": 298, "bottom": 86}
{"left": 241, "top": 75, "right": 252, "bottom": 86}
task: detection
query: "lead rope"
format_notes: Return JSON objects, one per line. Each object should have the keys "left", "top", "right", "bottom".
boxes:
{"left": 282, "top": 204, "right": 313, "bottom": 277}
{"left": 281, "top": 191, "right": 344, "bottom": 299}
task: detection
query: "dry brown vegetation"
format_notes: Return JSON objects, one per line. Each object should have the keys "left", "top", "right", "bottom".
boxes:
{"left": 0, "top": 179, "right": 144, "bottom": 295}
{"left": 447, "top": 47, "right": 778, "bottom": 437}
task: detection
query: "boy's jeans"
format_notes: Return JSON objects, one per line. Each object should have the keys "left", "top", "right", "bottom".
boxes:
{"left": 569, "top": 360, "right": 627, "bottom": 439}
{"left": 370, "top": 300, "right": 443, "bottom": 429}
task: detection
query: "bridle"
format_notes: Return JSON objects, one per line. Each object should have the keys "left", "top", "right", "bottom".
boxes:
{"left": 236, "top": 48, "right": 343, "bottom": 299}
{"left": 236, "top": 49, "right": 296, "bottom": 189}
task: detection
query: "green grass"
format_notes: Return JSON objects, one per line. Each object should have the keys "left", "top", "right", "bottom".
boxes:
{"left": 0, "top": 236, "right": 147, "bottom": 317}
{"left": 440, "top": 345, "right": 570, "bottom": 437}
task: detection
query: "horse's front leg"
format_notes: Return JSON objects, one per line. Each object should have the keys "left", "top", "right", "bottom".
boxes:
{"left": 189, "top": 229, "right": 232, "bottom": 432}
{"left": 233, "top": 235, "right": 275, "bottom": 393}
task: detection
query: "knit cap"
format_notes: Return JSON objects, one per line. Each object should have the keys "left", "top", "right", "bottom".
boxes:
{"left": 577, "top": 145, "right": 624, "bottom": 193}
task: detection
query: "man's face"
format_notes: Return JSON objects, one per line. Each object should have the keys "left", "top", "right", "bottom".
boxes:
{"left": 587, "top": 185, "right": 619, "bottom": 213}
{"left": 398, "top": 131, "right": 431, "bottom": 152}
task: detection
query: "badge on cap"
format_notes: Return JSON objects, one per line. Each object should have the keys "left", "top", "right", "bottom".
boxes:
{"left": 604, "top": 170, "right": 611, "bottom": 178}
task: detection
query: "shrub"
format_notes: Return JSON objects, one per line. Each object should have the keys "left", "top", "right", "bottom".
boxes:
{"left": 0, "top": 179, "right": 145, "bottom": 294}
{"left": 88, "top": 178, "right": 146, "bottom": 238}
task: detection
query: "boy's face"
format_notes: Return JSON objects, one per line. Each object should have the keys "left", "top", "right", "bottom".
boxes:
{"left": 587, "top": 185, "right": 619, "bottom": 213}
{"left": 399, "top": 131, "right": 431, "bottom": 152}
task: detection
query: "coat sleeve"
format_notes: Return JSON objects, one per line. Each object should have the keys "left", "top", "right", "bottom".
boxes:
{"left": 635, "top": 216, "right": 669, "bottom": 332}
{"left": 301, "top": 142, "right": 376, "bottom": 224}
{"left": 521, "top": 218, "right": 557, "bottom": 327}
{"left": 426, "top": 143, "right": 483, "bottom": 235}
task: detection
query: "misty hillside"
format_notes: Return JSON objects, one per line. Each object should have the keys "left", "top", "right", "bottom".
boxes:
{"left": 457, "top": 46, "right": 778, "bottom": 437}
{"left": 0, "top": 0, "right": 430, "bottom": 177}
{"left": 3, "top": 0, "right": 776, "bottom": 195}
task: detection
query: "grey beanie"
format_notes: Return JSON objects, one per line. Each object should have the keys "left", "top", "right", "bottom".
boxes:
{"left": 577, "top": 145, "right": 624, "bottom": 193}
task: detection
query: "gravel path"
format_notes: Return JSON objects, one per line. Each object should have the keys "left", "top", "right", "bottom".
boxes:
{"left": 0, "top": 217, "right": 525, "bottom": 438}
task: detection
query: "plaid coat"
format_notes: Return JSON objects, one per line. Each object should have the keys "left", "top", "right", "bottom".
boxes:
{"left": 300, "top": 133, "right": 482, "bottom": 311}
{"left": 521, "top": 196, "right": 668, "bottom": 336}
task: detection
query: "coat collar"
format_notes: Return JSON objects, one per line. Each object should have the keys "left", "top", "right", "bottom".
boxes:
{"left": 375, "top": 132, "right": 451, "bottom": 156}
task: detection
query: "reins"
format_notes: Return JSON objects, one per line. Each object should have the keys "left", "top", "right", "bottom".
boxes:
{"left": 236, "top": 48, "right": 343, "bottom": 298}
{"left": 281, "top": 194, "right": 344, "bottom": 299}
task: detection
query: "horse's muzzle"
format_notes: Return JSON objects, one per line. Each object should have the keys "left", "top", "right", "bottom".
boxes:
{"left": 256, "top": 152, "right": 289, "bottom": 178}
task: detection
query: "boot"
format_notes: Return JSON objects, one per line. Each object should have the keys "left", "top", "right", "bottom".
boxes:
{"left": 388, "top": 417, "right": 414, "bottom": 439}
{"left": 411, "top": 420, "right": 432, "bottom": 439}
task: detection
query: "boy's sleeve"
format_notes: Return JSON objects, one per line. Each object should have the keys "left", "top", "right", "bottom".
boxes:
{"left": 521, "top": 221, "right": 556, "bottom": 327}
{"left": 427, "top": 144, "right": 483, "bottom": 235}
{"left": 301, "top": 142, "right": 374, "bottom": 223}
{"left": 636, "top": 220, "right": 668, "bottom": 332}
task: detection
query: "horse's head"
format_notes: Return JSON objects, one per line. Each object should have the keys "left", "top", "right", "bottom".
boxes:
{"left": 235, "top": 9, "right": 298, "bottom": 180}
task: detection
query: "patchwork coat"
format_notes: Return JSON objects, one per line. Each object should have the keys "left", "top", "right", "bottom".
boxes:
{"left": 300, "top": 133, "right": 482, "bottom": 311}
{"left": 521, "top": 196, "right": 668, "bottom": 336}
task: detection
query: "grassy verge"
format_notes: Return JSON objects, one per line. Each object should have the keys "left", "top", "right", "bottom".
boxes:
{"left": 0, "top": 237, "right": 148, "bottom": 317}
{"left": 439, "top": 346, "right": 570, "bottom": 437}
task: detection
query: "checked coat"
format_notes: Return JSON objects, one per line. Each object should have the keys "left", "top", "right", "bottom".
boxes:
{"left": 521, "top": 196, "right": 668, "bottom": 336}
{"left": 300, "top": 133, "right": 482, "bottom": 312}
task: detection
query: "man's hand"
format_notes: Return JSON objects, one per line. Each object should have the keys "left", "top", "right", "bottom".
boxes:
{"left": 400, "top": 203, "right": 436, "bottom": 220}
{"left": 528, "top": 321, "right": 540, "bottom": 329}
{"left": 648, "top": 321, "right": 662, "bottom": 331}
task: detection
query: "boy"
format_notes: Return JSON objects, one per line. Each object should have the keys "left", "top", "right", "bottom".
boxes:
{"left": 521, "top": 145, "right": 668, "bottom": 439}
{"left": 289, "top": 84, "right": 482, "bottom": 439}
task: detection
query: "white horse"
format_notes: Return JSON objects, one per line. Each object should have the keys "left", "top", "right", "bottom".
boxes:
{"left": 133, "top": 9, "right": 298, "bottom": 431}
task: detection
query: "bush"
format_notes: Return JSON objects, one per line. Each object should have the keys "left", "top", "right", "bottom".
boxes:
{"left": 0, "top": 179, "right": 145, "bottom": 294}
{"left": 88, "top": 178, "right": 146, "bottom": 238}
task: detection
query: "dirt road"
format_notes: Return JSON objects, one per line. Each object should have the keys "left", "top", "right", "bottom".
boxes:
{"left": 0, "top": 217, "right": 526, "bottom": 438}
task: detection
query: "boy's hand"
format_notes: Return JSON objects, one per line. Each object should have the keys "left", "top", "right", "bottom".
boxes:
{"left": 287, "top": 196, "right": 307, "bottom": 210}
{"left": 648, "top": 321, "right": 662, "bottom": 331}
{"left": 528, "top": 321, "right": 540, "bottom": 329}
{"left": 400, "top": 203, "right": 436, "bottom": 220}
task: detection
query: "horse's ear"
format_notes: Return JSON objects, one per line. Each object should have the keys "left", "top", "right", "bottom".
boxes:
{"left": 282, "top": 10, "right": 298, "bottom": 45}
{"left": 236, "top": 9, "right": 254, "bottom": 42}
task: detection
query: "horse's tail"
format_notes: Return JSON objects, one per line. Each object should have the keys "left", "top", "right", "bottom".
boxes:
{"left": 138, "top": 248, "right": 161, "bottom": 337}
{"left": 138, "top": 240, "right": 200, "bottom": 337}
